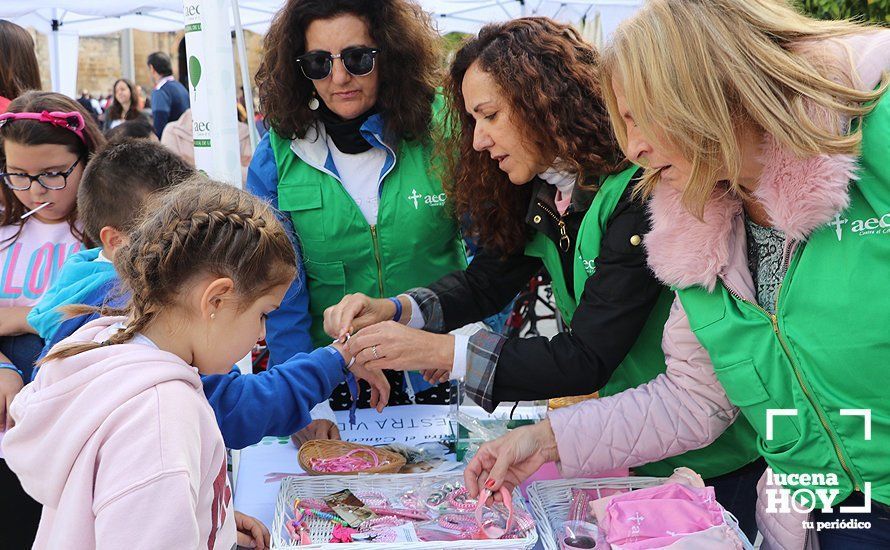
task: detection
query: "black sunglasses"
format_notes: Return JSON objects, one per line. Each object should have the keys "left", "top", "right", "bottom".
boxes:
{"left": 296, "top": 46, "right": 380, "bottom": 80}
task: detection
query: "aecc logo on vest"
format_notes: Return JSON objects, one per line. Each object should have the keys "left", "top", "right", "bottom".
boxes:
{"left": 408, "top": 189, "right": 447, "bottom": 209}
{"left": 828, "top": 212, "right": 890, "bottom": 240}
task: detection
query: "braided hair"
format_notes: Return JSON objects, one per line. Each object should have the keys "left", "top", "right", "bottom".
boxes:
{"left": 41, "top": 176, "right": 297, "bottom": 363}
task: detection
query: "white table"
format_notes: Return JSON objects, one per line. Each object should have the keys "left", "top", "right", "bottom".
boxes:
{"left": 233, "top": 404, "right": 546, "bottom": 535}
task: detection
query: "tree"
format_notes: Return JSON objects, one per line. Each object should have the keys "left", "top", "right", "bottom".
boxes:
{"left": 797, "top": 0, "right": 890, "bottom": 24}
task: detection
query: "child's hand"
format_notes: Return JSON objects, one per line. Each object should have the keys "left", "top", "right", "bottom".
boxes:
{"left": 235, "top": 511, "right": 270, "bottom": 549}
{"left": 291, "top": 419, "right": 341, "bottom": 447}
{"left": 0, "top": 368, "right": 24, "bottom": 431}
{"left": 349, "top": 363, "right": 391, "bottom": 413}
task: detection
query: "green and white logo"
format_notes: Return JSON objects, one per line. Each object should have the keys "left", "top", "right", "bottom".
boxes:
{"left": 184, "top": 3, "right": 202, "bottom": 32}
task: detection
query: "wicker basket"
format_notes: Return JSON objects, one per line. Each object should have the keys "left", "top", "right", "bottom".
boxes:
{"left": 526, "top": 477, "right": 754, "bottom": 550}
{"left": 298, "top": 440, "right": 406, "bottom": 476}
{"left": 271, "top": 472, "right": 539, "bottom": 549}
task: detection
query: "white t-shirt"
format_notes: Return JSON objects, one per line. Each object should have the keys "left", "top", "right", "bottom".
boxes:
{"left": 0, "top": 219, "right": 83, "bottom": 308}
{"left": 326, "top": 136, "right": 387, "bottom": 226}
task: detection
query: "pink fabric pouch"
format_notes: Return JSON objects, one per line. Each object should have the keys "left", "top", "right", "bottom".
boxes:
{"left": 599, "top": 483, "right": 725, "bottom": 548}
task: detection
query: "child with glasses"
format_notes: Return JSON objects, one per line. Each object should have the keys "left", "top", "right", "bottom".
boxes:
{"left": 0, "top": 90, "right": 105, "bottom": 547}
{"left": 0, "top": 91, "right": 105, "bottom": 422}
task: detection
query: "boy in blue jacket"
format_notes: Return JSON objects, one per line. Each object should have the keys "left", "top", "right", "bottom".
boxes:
{"left": 30, "top": 139, "right": 382, "bottom": 449}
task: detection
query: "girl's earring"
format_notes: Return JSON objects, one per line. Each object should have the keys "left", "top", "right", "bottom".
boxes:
{"left": 309, "top": 92, "right": 320, "bottom": 111}
{"left": 210, "top": 313, "right": 216, "bottom": 320}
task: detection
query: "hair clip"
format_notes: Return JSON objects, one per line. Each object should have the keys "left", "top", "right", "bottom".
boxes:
{"left": 0, "top": 111, "right": 87, "bottom": 144}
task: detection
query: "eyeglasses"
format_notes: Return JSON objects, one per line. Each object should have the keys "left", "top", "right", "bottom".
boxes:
{"left": 1, "top": 156, "right": 84, "bottom": 191}
{"left": 296, "top": 47, "right": 380, "bottom": 80}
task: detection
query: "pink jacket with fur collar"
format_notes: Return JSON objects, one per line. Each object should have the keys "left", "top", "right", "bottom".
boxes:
{"left": 548, "top": 29, "right": 890, "bottom": 550}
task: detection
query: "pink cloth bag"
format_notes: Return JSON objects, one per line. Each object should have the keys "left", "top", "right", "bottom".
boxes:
{"left": 599, "top": 484, "right": 725, "bottom": 548}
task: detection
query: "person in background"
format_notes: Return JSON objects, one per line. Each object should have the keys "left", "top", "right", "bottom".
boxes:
{"left": 0, "top": 20, "right": 41, "bottom": 113}
{"left": 105, "top": 118, "right": 158, "bottom": 142}
{"left": 103, "top": 78, "right": 144, "bottom": 131}
{"left": 146, "top": 51, "right": 190, "bottom": 138}
{"left": 135, "top": 84, "right": 148, "bottom": 111}
{"left": 76, "top": 91, "right": 98, "bottom": 122}
{"left": 161, "top": 107, "right": 252, "bottom": 182}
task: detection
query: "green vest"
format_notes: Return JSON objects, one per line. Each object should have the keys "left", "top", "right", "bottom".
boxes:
{"left": 526, "top": 166, "right": 760, "bottom": 478}
{"left": 270, "top": 123, "right": 467, "bottom": 347}
{"left": 679, "top": 92, "right": 890, "bottom": 505}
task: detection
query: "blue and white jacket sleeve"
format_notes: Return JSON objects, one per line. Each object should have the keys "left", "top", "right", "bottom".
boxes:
{"left": 201, "top": 347, "right": 348, "bottom": 449}
{"left": 246, "top": 134, "right": 315, "bottom": 366}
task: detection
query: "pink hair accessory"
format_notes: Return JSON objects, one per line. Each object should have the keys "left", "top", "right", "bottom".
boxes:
{"left": 354, "top": 490, "right": 388, "bottom": 507}
{"left": 309, "top": 448, "right": 389, "bottom": 473}
{"left": 360, "top": 516, "right": 405, "bottom": 531}
{"left": 368, "top": 506, "right": 432, "bottom": 521}
{"left": 438, "top": 513, "right": 479, "bottom": 534}
{"left": 0, "top": 111, "right": 87, "bottom": 144}
{"left": 330, "top": 524, "right": 357, "bottom": 543}
{"left": 474, "top": 487, "right": 515, "bottom": 539}
{"left": 446, "top": 487, "right": 476, "bottom": 511}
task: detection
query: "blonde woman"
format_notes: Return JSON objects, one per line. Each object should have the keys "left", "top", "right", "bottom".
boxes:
{"left": 464, "top": 1, "right": 890, "bottom": 548}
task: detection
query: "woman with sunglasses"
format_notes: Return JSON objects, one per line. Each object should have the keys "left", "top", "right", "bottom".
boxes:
{"left": 0, "top": 90, "right": 105, "bottom": 547}
{"left": 248, "top": 0, "right": 467, "bottom": 442}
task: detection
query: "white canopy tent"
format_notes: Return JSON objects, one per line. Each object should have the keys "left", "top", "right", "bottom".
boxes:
{"left": 2, "top": 0, "right": 642, "bottom": 99}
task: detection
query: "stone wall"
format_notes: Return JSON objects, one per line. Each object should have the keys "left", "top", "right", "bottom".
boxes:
{"left": 26, "top": 27, "right": 264, "bottom": 102}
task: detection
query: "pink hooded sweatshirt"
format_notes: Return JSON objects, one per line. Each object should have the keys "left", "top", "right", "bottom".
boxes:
{"left": 1, "top": 317, "right": 236, "bottom": 550}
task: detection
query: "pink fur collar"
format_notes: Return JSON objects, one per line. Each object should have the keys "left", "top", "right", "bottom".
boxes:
{"left": 645, "top": 135, "right": 858, "bottom": 290}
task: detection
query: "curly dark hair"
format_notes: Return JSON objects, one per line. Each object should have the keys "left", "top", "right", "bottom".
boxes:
{"left": 442, "top": 17, "right": 627, "bottom": 254}
{"left": 256, "top": 0, "right": 440, "bottom": 141}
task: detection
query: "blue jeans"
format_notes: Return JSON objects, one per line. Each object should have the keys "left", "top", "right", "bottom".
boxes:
{"left": 815, "top": 492, "right": 890, "bottom": 549}
{"left": 0, "top": 334, "right": 44, "bottom": 382}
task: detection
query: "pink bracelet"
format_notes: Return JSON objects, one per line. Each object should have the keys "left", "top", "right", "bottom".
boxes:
{"left": 309, "top": 448, "right": 389, "bottom": 473}
{"left": 354, "top": 490, "right": 389, "bottom": 507}
{"left": 438, "top": 513, "right": 479, "bottom": 534}
{"left": 446, "top": 487, "right": 476, "bottom": 511}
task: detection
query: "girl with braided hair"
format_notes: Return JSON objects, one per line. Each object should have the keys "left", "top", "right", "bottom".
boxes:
{"left": 1, "top": 177, "right": 389, "bottom": 549}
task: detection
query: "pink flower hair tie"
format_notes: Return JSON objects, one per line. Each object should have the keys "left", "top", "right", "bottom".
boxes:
{"left": 330, "top": 524, "right": 357, "bottom": 543}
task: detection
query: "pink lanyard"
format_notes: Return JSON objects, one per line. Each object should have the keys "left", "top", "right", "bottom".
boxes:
{"left": 474, "top": 486, "right": 515, "bottom": 539}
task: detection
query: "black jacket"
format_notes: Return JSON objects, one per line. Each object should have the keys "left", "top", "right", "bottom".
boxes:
{"left": 427, "top": 172, "right": 664, "bottom": 406}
